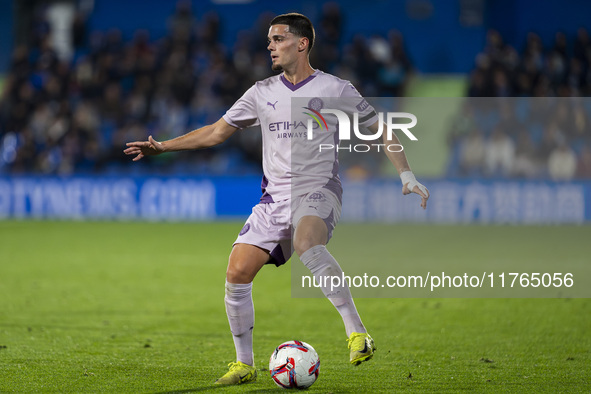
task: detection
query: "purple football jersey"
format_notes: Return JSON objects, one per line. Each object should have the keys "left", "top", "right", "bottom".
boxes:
{"left": 223, "top": 70, "right": 377, "bottom": 202}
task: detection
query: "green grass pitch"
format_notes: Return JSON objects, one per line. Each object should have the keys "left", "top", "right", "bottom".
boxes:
{"left": 0, "top": 221, "right": 589, "bottom": 392}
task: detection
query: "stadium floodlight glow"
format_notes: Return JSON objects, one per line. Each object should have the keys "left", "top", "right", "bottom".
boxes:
{"left": 306, "top": 110, "right": 418, "bottom": 141}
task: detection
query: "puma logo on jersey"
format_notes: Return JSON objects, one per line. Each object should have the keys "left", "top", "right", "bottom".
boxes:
{"left": 267, "top": 101, "right": 278, "bottom": 110}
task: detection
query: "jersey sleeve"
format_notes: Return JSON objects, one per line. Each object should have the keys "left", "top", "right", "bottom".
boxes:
{"left": 222, "top": 85, "right": 260, "bottom": 129}
{"left": 340, "top": 82, "right": 379, "bottom": 127}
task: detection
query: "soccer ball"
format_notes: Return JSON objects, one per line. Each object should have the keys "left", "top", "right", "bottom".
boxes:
{"left": 269, "top": 340, "right": 320, "bottom": 389}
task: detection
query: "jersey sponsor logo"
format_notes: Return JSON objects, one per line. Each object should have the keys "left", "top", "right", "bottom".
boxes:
{"left": 276, "top": 131, "right": 308, "bottom": 139}
{"left": 268, "top": 117, "right": 319, "bottom": 140}
{"left": 268, "top": 120, "right": 319, "bottom": 132}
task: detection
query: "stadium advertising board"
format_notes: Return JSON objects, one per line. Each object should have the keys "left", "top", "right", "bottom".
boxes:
{"left": 0, "top": 176, "right": 588, "bottom": 223}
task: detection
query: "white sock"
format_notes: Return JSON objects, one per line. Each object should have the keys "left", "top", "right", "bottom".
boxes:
{"left": 300, "top": 245, "right": 366, "bottom": 336}
{"left": 224, "top": 280, "right": 254, "bottom": 366}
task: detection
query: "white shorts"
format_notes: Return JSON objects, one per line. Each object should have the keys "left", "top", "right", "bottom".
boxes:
{"left": 234, "top": 189, "right": 342, "bottom": 266}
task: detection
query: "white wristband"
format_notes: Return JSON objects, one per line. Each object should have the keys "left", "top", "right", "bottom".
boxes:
{"left": 400, "top": 171, "right": 416, "bottom": 186}
{"left": 400, "top": 171, "right": 429, "bottom": 197}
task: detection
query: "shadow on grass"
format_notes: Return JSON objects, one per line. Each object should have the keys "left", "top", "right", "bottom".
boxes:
{"left": 153, "top": 387, "right": 224, "bottom": 394}
{"left": 155, "top": 386, "right": 287, "bottom": 393}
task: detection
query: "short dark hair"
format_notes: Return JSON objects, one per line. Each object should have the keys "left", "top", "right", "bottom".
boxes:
{"left": 270, "top": 13, "right": 315, "bottom": 52}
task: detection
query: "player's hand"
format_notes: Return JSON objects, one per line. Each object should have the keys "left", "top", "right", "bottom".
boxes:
{"left": 400, "top": 171, "right": 429, "bottom": 209}
{"left": 124, "top": 135, "right": 165, "bottom": 161}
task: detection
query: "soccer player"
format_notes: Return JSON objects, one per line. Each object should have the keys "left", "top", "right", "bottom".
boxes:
{"left": 124, "top": 13, "right": 429, "bottom": 385}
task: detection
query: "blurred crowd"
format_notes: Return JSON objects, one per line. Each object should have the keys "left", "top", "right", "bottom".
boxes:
{"left": 468, "top": 29, "right": 591, "bottom": 97}
{"left": 450, "top": 29, "right": 591, "bottom": 180}
{"left": 447, "top": 99, "right": 591, "bottom": 180}
{"left": 0, "top": 1, "right": 413, "bottom": 176}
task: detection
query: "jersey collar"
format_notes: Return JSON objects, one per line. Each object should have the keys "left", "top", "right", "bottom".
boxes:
{"left": 280, "top": 70, "right": 318, "bottom": 91}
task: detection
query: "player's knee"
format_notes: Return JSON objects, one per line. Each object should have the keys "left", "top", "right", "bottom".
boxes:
{"left": 294, "top": 235, "right": 321, "bottom": 257}
{"left": 294, "top": 216, "right": 328, "bottom": 256}
{"left": 226, "top": 262, "right": 254, "bottom": 283}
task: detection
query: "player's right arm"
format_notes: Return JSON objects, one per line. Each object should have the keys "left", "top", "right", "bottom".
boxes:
{"left": 124, "top": 118, "right": 238, "bottom": 161}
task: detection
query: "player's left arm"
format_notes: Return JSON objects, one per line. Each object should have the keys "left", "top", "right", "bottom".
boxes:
{"left": 367, "top": 121, "right": 429, "bottom": 209}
